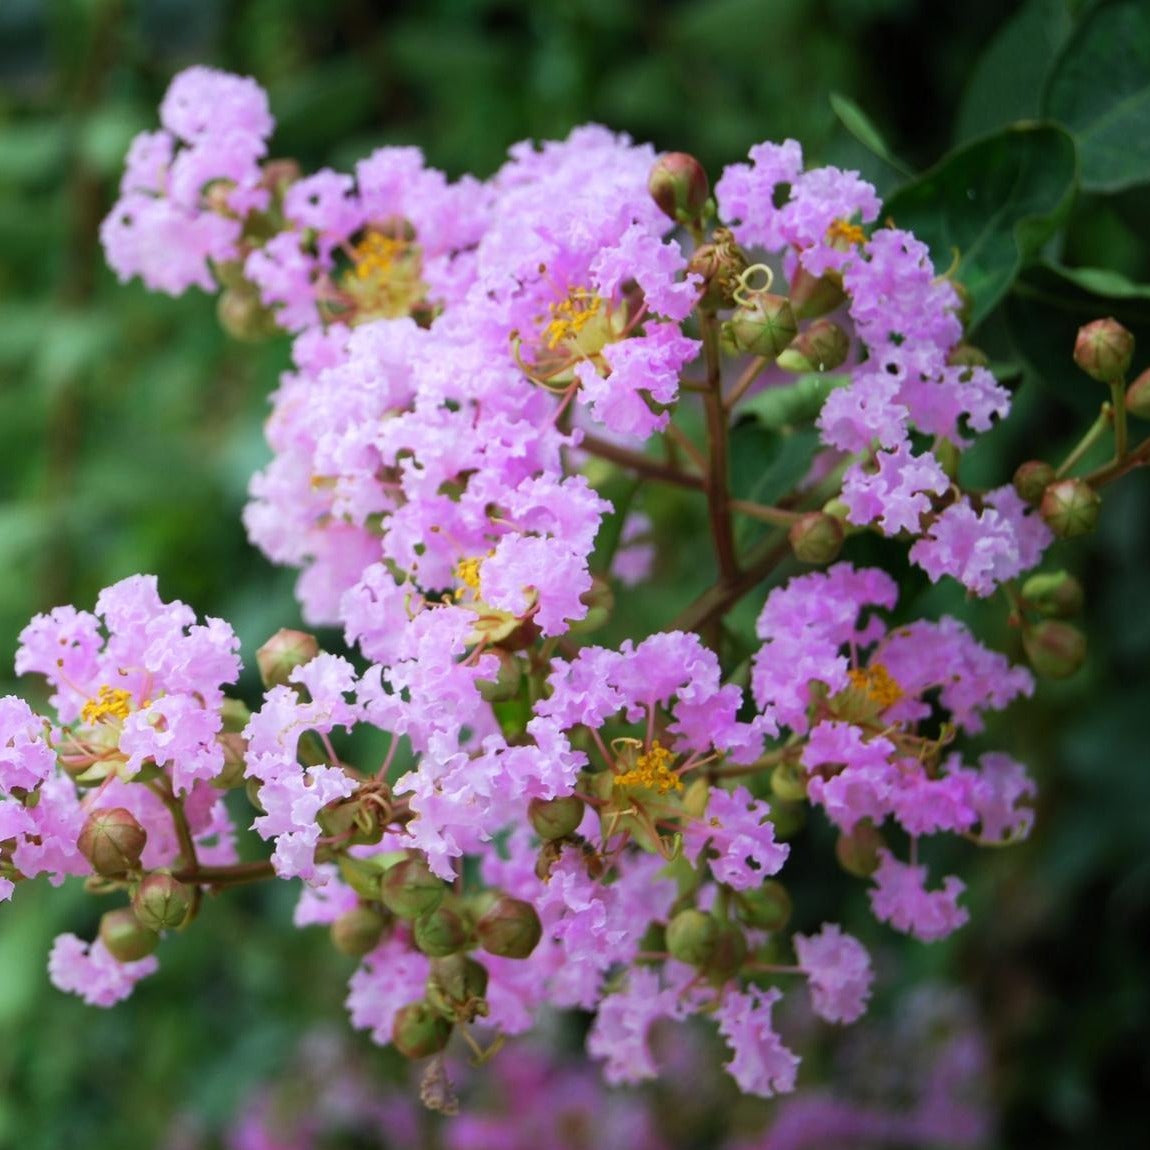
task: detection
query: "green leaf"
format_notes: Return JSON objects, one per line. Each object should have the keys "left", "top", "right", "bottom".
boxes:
{"left": 884, "top": 124, "right": 1078, "bottom": 331}
{"left": 1040, "top": 263, "right": 1150, "bottom": 299}
{"left": 739, "top": 373, "right": 849, "bottom": 432}
{"left": 829, "top": 92, "right": 911, "bottom": 178}
{"left": 1044, "top": 0, "right": 1150, "bottom": 191}
{"left": 955, "top": 0, "right": 1075, "bottom": 143}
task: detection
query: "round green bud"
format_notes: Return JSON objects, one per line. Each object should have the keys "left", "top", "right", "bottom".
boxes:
{"left": 722, "top": 295, "right": 797, "bottom": 359}
{"left": 219, "top": 697, "right": 252, "bottom": 734}
{"left": 413, "top": 905, "right": 469, "bottom": 958}
{"left": 947, "top": 343, "right": 990, "bottom": 370}
{"left": 1013, "top": 460, "right": 1056, "bottom": 505}
{"left": 132, "top": 873, "right": 193, "bottom": 932}
{"left": 735, "top": 880, "right": 792, "bottom": 932}
{"left": 255, "top": 629, "right": 319, "bottom": 690}
{"left": 835, "top": 820, "right": 885, "bottom": 877}
{"left": 476, "top": 896, "right": 542, "bottom": 960}
{"left": 391, "top": 1001, "right": 452, "bottom": 1060}
{"left": 1021, "top": 570, "right": 1084, "bottom": 618}
{"left": 1040, "top": 479, "right": 1101, "bottom": 539}
{"left": 78, "top": 808, "right": 147, "bottom": 877}
{"left": 788, "top": 264, "right": 845, "bottom": 321}
{"left": 665, "top": 909, "right": 719, "bottom": 966}
{"left": 788, "top": 512, "right": 844, "bottom": 566}
{"left": 1023, "top": 620, "right": 1087, "bottom": 679}
{"left": 330, "top": 906, "right": 387, "bottom": 957}
{"left": 381, "top": 856, "right": 447, "bottom": 920}
{"left": 427, "top": 954, "right": 490, "bottom": 1023}
{"left": 776, "top": 319, "right": 850, "bottom": 374}
{"left": 706, "top": 922, "right": 748, "bottom": 980}
{"left": 1126, "top": 367, "right": 1150, "bottom": 421}
{"left": 528, "top": 795, "right": 585, "bottom": 841}
{"left": 648, "top": 152, "right": 710, "bottom": 224}
{"left": 771, "top": 759, "right": 808, "bottom": 802}
{"left": 1074, "top": 317, "right": 1134, "bottom": 383}
{"left": 99, "top": 907, "right": 160, "bottom": 963}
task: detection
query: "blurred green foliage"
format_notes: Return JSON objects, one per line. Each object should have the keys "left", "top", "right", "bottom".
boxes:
{"left": 2, "top": 0, "right": 1150, "bottom": 1147}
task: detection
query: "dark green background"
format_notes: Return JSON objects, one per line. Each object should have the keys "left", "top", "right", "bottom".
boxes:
{"left": 2, "top": 1, "right": 1149, "bottom": 1146}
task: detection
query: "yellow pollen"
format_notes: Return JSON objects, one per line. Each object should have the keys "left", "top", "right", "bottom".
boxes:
{"left": 615, "top": 741, "right": 682, "bottom": 794}
{"left": 827, "top": 219, "right": 867, "bottom": 247}
{"left": 351, "top": 232, "right": 408, "bottom": 281}
{"left": 81, "top": 685, "right": 133, "bottom": 725}
{"left": 847, "top": 663, "right": 904, "bottom": 710}
{"left": 542, "top": 289, "right": 603, "bottom": 350}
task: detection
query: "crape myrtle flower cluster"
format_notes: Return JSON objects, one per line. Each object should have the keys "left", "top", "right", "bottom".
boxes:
{"left": 10, "top": 62, "right": 1149, "bottom": 1105}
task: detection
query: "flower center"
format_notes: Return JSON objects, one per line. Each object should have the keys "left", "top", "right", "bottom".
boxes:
{"left": 81, "top": 685, "right": 133, "bottom": 725}
{"left": 342, "top": 228, "right": 428, "bottom": 321}
{"left": 615, "top": 740, "right": 682, "bottom": 794}
{"left": 826, "top": 218, "right": 867, "bottom": 248}
{"left": 847, "top": 663, "right": 904, "bottom": 710}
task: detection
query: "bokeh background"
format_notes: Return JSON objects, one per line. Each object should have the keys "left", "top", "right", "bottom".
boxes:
{"left": 2, "top": 1, "right": 1149, "bottom": 1146}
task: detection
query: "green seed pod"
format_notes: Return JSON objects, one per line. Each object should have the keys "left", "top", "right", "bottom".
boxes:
{"left": 788, "top": 264, "right": 845, "bottom": 321}
{"left": 330, "top": 906, "right": 387, "bottom": 957}
{"left": 99, "top": 907, "right": 160, "bottom": 963}
{"left": 476, "top": 897, "right": 542, "bottom": 960}
{"left": 706, "top": 922, "right": 748, "bottom": 981}
{"left": 427, "top": 954, "right": 490, "bottom": 1023}
{"left": 1023, "top": 620, "right": 1087, "bottom": 679}
{"left": 722, "top": 294, "right": 797, "bottom": 359}
{"left": 132, "top": 873, "right": 193, "bottom": 931}
{"left": 381, "top": 856, "right": 447, "bottom": 920}
{"left": 413, "top": 905, "right": 469, "bottom": 958}
{"left": 1013, "top": 460, "right": 1056, "bottom": 506}
{"left": 788, "top": 512, "right": 844, "bottom": 566}
{"left": 1040, "top": 479, "right": 1101, "bottom": 539}
{"left": 528, "top": 795, "right": 585, "bottom": 841}
{"left": 665, "top": 908, "right": 719, "bottom": 967}
{"left": 391, "top": 1001, "right": 452, "bottom": 1060}
{"left": 1021, "top": 571, "right": 1084, "bottom": 618}
{"left": 776, "top": 319, "right": 850, "bottom": 374}
{"left": 78, "top": 808, "right": 147, "bottom": 877}
{"left": 735, "top": 880, "right": 793, "bottom": 932}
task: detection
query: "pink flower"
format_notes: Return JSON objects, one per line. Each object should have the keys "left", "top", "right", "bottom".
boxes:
{"left": 47, "top": 934, "right": 159, "bottom": 1007}
{"left": 793, "top": 923, "right": 874, "bottom": 1024}
{"left": 716, "top": 985, "right": 800, "bottom": 1098}
{"left": 869, "top": 850, "right": 969, "bottom": 942}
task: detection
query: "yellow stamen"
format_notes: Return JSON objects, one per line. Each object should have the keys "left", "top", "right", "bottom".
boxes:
{"left": 827, "top": 219, "right": 867, "bottom": 247}
{"left": 847, "top": 663, "right": 904, "bottom": 710}
{"left": 454, "top": 556, "right": 484, "bottom": 598}
{"left": 615, "top": 740, "right": 682, "bottom": 794}
{"left": 542, "top": 289, "right": 603, "bottom": 351}
{"left": 350, "top": 232, "right": 407, "bottom": 281}
{"left": 81, "top": 685, "right": 133, "bottom": 725}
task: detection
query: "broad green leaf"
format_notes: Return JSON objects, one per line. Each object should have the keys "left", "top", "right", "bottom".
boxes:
{"left": 884, "top": 124, "right": 1078, "bottom": 331}
{"left": 1040, "top": 263, "right": 1150, "bottom": 299}
{"left": 1044, "top": 0, "right": 1150, "bottom": 191}
{"left": 955, "top": 0, "right": 1075, "bottom": 143}
{"left": 830, "top": 92, "right": 911, "bottom": 178}
{"left": 740, "top": 373, "right": 849, "bottom": 432}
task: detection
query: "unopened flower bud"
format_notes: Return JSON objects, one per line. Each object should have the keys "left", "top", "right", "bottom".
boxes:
{"left": 381, "top": 856, "right": 447, "bottom": 920}
{"left": 771, "top": 759, "right": 807, "bottom": 802}
{"left": 788, "top": 512, "right": 844, "bottom": 566}
{"left": 666, "top": 908, "right": 719, "bottom": 966}
{"left": 329, "top": 906, "right": 387, "bottom": 956}
{"left": 427, "top": 954, "right": 489, "bottom": 1023}
{"left": 528, "top": 795, "right": 585, "bottom": 841}
{"left": 213, "top": 731, "right": 247, "bottom": 789}
{"left": 1040, "top": 479, "right": 1101, "bottom": 538}
{"left": 78, "top": 808, "right": 147, "bottom": 877}
{"left": 648, "top": 152, "right": 710, "bottom": 224}
{"left": 476, "top": 896, "right": 542, "bottom": 959}
{"left": 1126, "top": 367, "right": 1150, "bottom": 420}
{"left": 256, "top": 629, "right": 319, "bottom": 690}
{"left": 1074, "top": 317, "right": 1134, "bottom": 383}
{"left": 132, "top": 873, "right": 193, "bottom": 931}
{"left": 413, "top": 905, "right": 469, "bottom": 957}
{"left": 1023, "top": 619, "right": 1087, "bottom": 679}
{"left": 788, "top": 264, "right": 845, "bottom": 320}
{"left": 776, "top": 319, "right": 850, "bottom": 373}
{"left": 391, "top": 1001, "right": 452, "bottom": 1060}
{"left": 835, "top": 820, "right": 885, "bottom": 877}
{"left": 706, "top": 922, "right": 748, "bottom": 980}
{"left": 947, "top": 343, "right": 990, "bottom": 370}
{"left": 687, "top": 227, "right": 748, "bottom": 310}
{"left": 721, "top": 295, "right": 797, "bottom": 359}
{"left": 217, "top": 287, "right": 278, "bottom": 342}
{"left": 735, "top": 880, "right": 792, "bottom": 931}
{"left": 261, "top": 158, "right": 301, "bottom": 196}
{"left": 1013, "top": 460, "right": 1056, "bottom": 505}
{"left": 99, "top": 908, "right": 159, "bottom": 963}
{"left": 1021, "top": 570, "right": 1084, "bottom": 618}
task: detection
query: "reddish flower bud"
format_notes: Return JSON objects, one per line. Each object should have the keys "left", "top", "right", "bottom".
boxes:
{"left": 99, "top": 908, "right": 159, "bottom": 963}
{"left": 78, "top": 808, "right": 147, "bottom": 877}
{"left": 427, "top": 954, "right": 490, "bottom": 1023}
{"left": 528, "top": 795, "right": 585, "bottom": 841}
{"left": 256, "top": 628, "right": 319, "bottom": 690}
{"left": 413, "top": 905, "right": 469, "bottom": 958}
{"left": 1013, "top": 460, "right": 1056, "bottom": 505}
{"left": 788, "top": 512, "right": 845, "bottom": 566}
{"left": 1040, "top": 479, "right": 1101, "bottom": 539}
{"left": 665, "top": 908, "right": 719, "bottom": 966}
{"left": 1126, "top": 367, "right": 1150, "bottom": 420}
{"left": 776, "top": 319, "right": 850, "bottom": 374}
{"left": 1023, "top": 620, "right": 1087, "bottom": 679}
{"left": 132, "top": 873, "right": 193, "bottom": 931}
{"left": 1074, "top": 317, "right": 1134, "bottom": 383}
{"left": 380, "top": 856, "right": 447, "bottom": 920}
{"left": 330, "top": 906, "right": 387, "bottom": 956}
{"left": 391, "top": 1001, "right": 452, "bottom": 1060}
{"left": 648, "top": 152, "right": 710, "bottom": 224}
{"left": 1021, "top": 570, "right": 1084, "bottom": 618}
{"left": 476, "top": 896, "right": 542, "bottom": 960}
{"left": 835, "top": 820, "right": 885, "bottom": 877}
